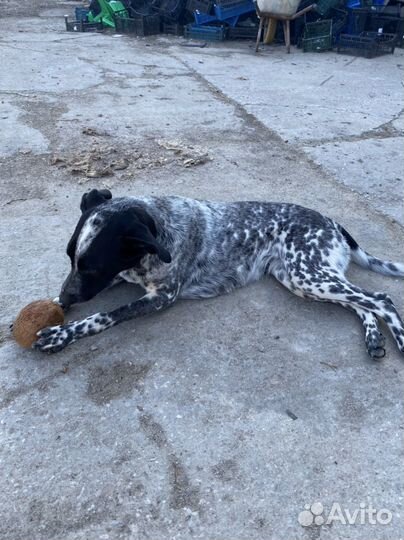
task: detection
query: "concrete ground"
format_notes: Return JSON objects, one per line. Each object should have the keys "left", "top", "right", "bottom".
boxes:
{"left": 0, "top": 5, "right": 403, "bottom": 540}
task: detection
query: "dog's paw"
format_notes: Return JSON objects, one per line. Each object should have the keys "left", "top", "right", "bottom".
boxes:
{"left": 34, "top": 324, "right": 75, "bottom": 354}
{"left": 366, "top": 331, "right": 386, "bottom": 360}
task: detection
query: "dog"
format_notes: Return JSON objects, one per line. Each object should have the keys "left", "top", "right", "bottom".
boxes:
{"left": 34, "top": 189, "right": 404, "bottom": 358}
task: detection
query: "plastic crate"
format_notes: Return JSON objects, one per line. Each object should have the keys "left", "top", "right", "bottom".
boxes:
{"left": 314, "top": 0, "right": 341, "bottom": 16}
{"left": 302, "top": 19, "right": 333, "bottom": 51}
{"left": 154, "top": 0, "right": 184, "bottom": 21}
{"left": 214, "top": 0, "right": 255, "bottom": 21}
{"left": 346, "top": 0, "right": 366, "bottom": 7}
{"left": 194, "top": 10, "right": 218, "bottom": 24}
{"left": 330, "top": 8, "right": 348, "bottom": 42}
{"left": 345, "top": 7, "right": 369, "bottom": 34}
{"left": 227, "top": 25, "right": 258, "bottom": 38}
{"left": 366, "top": 12, "right": 404, "bottom": 45}
{"left": 114, "top": 12, "right": 161, "bottom": 35}
{"left": 346, "top": 0, "right": 382, "bottom": 7}
{"left": 162, "top": 21, "right": 184, "bottom": 34}
{"left": 75, "top": 7, "right": 90, "bottom": 21}
{"left": 337, "top": 31, "right": 396, "bottom": 56}
{"left": 65, "top": 17, "right": 104, "bottom": 32}
{"left": 186, "top": 0, "right": 214, "bottom": 14}
{"left": 184, "top": 23, "right": 227, "bottom": 39}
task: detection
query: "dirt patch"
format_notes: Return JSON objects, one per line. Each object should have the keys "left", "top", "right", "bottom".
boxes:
{"left": 138, "top": 412, "right": 201, "bottom": 511}
{"left": 212, "top": 458, "right": 239, "bottom": 482}
{"left": 168, "top": 456, "right": 201, "bottom": 511}
{"left": 139, "top": 413, "right": 169, "bottom": 449}
{"left": 86, "top": 362, "right": 150, "bottom": 405}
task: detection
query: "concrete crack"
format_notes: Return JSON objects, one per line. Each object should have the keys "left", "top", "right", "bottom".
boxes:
{"left": 169, "top": 50, "right": 404, "bottom": 232}
{"left": 302, "top": 107, "right": 404, "bottom": 147}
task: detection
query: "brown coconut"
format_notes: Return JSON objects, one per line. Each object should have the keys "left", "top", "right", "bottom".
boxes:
{"left": 13, "top": 300, "right": 64, "bottom": 348}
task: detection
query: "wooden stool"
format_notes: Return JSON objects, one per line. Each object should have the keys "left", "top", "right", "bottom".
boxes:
{"left": 255, "top": 4, "right": 316, "bottom": 53}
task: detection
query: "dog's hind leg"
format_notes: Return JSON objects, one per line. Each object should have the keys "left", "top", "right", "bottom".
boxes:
{"left": 271, "top": 266, "right": 404, "bottom": 357}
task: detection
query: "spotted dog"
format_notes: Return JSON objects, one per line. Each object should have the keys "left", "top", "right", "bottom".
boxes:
{"left": 34, "top": 189, "right": 404, "bottom": 358}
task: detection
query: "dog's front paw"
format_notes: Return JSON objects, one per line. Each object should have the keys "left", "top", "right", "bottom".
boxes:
{"left": 34, "top": 324, "right": 75, "bottom": 354}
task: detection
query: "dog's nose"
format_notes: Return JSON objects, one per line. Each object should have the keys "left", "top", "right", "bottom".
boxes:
{"left": 58, "top": 291, "right": 74, "bottom": 309}
{"left": 52, "top": 296, "right": 66, "bottom": 309}
{"left": 59, "top": 270, "right": 82, "bottom": 309}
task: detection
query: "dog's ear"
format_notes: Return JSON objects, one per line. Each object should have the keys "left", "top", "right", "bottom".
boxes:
{"left": 121, "top": 224, "right": 171, "bottom": 264}
{"left": 80, "top": 189, "right": 112, "bottom": 213}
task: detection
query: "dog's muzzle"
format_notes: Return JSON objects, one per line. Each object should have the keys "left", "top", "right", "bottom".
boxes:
{"left": 59, "top": 271, "right": 83, "bottom": 308}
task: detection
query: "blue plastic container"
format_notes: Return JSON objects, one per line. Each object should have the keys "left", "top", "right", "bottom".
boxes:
{"left": 345, "top": 8, "right": 369, "bottom": 34}
{"left": 194, "top": 10, "right": 218, "bottom": 24}
{"left": 184, "top": 23, "right": 227, "bottom": 39}
{"left": 214, "top": 0, "right": 255, "bottom": 21}
{"left": 346, "top": 0, "right": 384, "bottom": 7}
{"left": 346, "top": 0, "right": 360, "bottom": 8}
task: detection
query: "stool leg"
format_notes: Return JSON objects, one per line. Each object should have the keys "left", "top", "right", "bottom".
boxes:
{"left": 282, "top": 21, "right": 287, "bottom": 52}
{"left": 255, "top": 16, "right": 264, "bottom": 52}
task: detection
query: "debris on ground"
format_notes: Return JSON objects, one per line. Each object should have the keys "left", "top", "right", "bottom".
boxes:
{"left": 82, "top": 127, "right": 110, "bottom": 137}
{"left": 286, "top": 409, "right": 298, "bottom": 420}
{"left": 50, "top": 139, "right": 211, "bottom": 181}
{"left": 319, "top": 361, "right": 339, "bottom": 371}
{"left": 157, "top": 139, "right": 211, "bottom": 167}
{"left": 50, "top": 146, "right": 120, "bottom": 179}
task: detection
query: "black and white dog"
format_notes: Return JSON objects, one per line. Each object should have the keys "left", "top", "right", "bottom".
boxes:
{"left": 34, "top": 189, "right": 404, "bottom": 358}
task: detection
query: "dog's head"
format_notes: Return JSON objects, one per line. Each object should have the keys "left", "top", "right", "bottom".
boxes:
{"left": 59, "top": 189, "right": 171, "bottom": 307}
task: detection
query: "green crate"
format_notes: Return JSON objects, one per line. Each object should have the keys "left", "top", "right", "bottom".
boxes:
{"left": 114, "top": 11, "right": 160, "bottom": 36}
{"left": 314, "top": 0, "right": 342, "bottom": 16}
{"left": 302, "top": 19, "right": 333, "bottom": 52}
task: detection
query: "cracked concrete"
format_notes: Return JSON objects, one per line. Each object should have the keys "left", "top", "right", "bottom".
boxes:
{"left": 171, "top": 42, "right": 404, "bottom": 227}
{"left": 305, "top": 136, "right": 404, "bottom": 224}
{"left": 0, "top": 6, "right": 403, "bottom": 540}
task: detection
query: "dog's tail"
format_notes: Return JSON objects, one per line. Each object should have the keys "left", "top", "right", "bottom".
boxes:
{"left": 340, "top": 226, "right": 404, "bottom": 278}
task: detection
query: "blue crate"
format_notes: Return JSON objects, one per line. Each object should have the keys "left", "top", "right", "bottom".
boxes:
{"left": 75, "top": 7, "right": 90, "bottom": 21}
{"left": 346, "top": 0, "right": 384, "bottom": 6}
{"left": 186, "top": 0, "right": 214, "bottom": 14}
{"left": 223, "top": 15, "right": 239, "bottom": 25}
{"left": 194, "top": 10, "right": 218, "bottom": 24}
{"left": 346, "top": 0, "right": 361, "bottom": 7}
{"left": 184, "top": 23, "right": 227, "bottom": 39}
{"left": 345, "top": 8, "right": 368, "bottom": 34}
{"left": 214, "top": 0, "right": 255, "bottom": 21}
